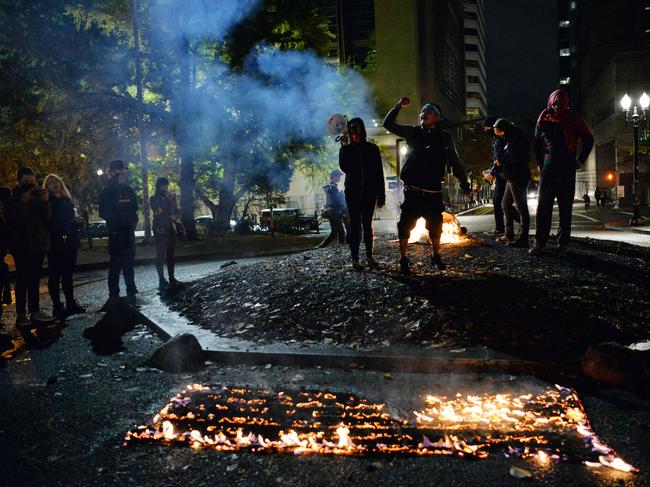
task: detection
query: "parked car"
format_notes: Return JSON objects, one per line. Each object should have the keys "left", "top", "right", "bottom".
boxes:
{"left": 260, "top": 208, "right": 319, "bottom": 233}
{"left": 194, "top": 215, "right": 237, "bottom": 235}
{"left": 84, "top": 221, "right": 108, "bottom": 238}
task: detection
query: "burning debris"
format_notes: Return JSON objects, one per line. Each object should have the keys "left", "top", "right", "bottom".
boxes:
{"left": 408, "top": 212, "right": 466, "bottom": 245}
{"left": 125, "top": 384, "right": 636, "bottom": 473}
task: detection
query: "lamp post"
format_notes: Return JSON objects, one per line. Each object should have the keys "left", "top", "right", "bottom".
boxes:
{"left": 620, "top": 93, "right": 648, "bottom": 226}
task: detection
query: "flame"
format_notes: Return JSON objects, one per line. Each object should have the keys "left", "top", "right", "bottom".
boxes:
{"left": 408, "top": 213, "right": 464, "bottom": 244}
{"left": 125, "top": 385, "right": 637, "bottom": 474}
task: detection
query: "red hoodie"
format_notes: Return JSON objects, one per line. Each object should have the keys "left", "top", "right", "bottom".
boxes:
{"left": 536, "top": 90, "right": 593, "bottom": 157}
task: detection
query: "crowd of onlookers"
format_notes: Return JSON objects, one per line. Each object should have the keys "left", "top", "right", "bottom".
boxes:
{"left": 0, "top": 160, "right": 181, "bottom": 331}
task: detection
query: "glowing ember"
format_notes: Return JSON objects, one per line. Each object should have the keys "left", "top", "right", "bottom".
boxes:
{"left": 408, "top": 212, "right": 464, "bottom": 244}
{"left": 125, "top": 385, "right": 637, "bottom": 474}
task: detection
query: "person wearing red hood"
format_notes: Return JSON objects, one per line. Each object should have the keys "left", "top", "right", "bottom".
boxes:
{"left": 529, "top": 89, "right": 594, "bottom": 256}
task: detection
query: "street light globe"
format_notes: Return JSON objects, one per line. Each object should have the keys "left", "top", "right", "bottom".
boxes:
{"left": 640, "top": 92, "right": 650, "bottom": 110}
{"left": 399, "top": 146, "right": 408, "bottom": 157}
{"left": 96, "top": 169, "right": 104, "bottom": 176}
{"left": 620, "top": 94, "right": 632, "bottom": 111}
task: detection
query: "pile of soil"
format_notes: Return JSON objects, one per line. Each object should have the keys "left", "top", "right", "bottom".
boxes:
{"left": 163, "top": 236, "right": 650, "bottom": 361}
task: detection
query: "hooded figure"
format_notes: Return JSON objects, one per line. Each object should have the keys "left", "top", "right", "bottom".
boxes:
{"left": 530, "top": 90, "right": 593, "bottom": 256}
{"left": 383, "top": 97, "right": 471, "bottom": 274}
{"left": 339, "top": 117, "right": 386, "bottom": 270}
{"left": 493, "top": 118, "right": 531, "bottom": 247}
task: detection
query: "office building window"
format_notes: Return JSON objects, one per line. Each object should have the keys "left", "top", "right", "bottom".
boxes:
{"left": 560, "top": 77, "right": 571, "bottom": 85}
{"left": 464, "top": 27, "right": 478, "bottom": 36}
{"left": 466, "top": 59, "right": 480, "bottom": 68}
{"left": 465, "top": 43, "right": 479, "bottom": 52}
{"left": 559, "top": 48, "right": 571, "bottom": 57}
{"left": 465, "top": 11, "right": 477, "bottom": 20}
{"left": 559, "top": 20, "right": 570, "bottom": 28}
{"left": 467, "top": 75, "right": 481, "bottom": 84}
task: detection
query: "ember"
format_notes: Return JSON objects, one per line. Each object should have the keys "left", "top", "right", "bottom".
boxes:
{"left": 408, "top": 212, "right": 464, "bottom": 244}
{"left": 125, "top": 384, "right": 636, "bottom": 473}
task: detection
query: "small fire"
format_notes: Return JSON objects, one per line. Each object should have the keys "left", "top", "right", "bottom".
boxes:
{"left": 125, "top": 385, "right": 637, "bottom": 474}
{"left": 408, "top": 212, "right": 464, "bottom": 245}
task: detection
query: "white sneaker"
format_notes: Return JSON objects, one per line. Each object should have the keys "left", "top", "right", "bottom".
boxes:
{"left": 30, "top": 311, "right": 55, "bottom": 323}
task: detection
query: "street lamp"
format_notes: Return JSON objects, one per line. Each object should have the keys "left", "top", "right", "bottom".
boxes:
{"left": 620, "top": 93, "right": 647, "bottom": 226}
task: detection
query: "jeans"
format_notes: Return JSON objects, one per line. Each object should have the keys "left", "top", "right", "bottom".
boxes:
{"left": 502, "top": 180, "right": 530, "bottom": 240}
{"left": 108, "top": 231, "right": 137, "bottom": 297}
{"left": 155, "top": 233, "right": 177, "bottom": 280}
{"left": 48, "top": 248, "right": 78, "bottom": 306}
{"left": 493, "top": 177, "right": 519, "bottom": 232}
{"left": 535, "top": 171, "right": 576, "bottom": 247}
{"left": 13, "top": 251, "right": 45, "bottom": 315}
{"left": 346, "top": 195, "right": 377, "bottom": 261}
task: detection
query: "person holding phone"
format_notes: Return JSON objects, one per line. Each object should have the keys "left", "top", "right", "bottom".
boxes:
{"left": 5, "top": 167, "right": 54, "bottom": 328}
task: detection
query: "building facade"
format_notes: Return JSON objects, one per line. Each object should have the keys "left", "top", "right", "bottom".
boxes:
{"left": 463, "top": 0, "right": 487, "bottom": 119}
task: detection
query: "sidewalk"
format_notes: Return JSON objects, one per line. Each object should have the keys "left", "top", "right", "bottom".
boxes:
{"left": 4, "top": 233, "right": 324, "bottom": 274}
{"left": 576, "top": 206, "right": 650, "bottom": 234}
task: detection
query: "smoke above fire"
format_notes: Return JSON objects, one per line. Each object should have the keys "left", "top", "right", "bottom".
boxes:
{"left": 146, "top": 0, "right": 376, "bottom": 188}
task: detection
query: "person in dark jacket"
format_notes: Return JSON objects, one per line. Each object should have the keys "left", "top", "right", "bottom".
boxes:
{"left": 594, "top": 187, "right": 601, "bottom": 209}
{"left": 483, "top": 116, "right": 519, "bottom": 236}
{"left": 384, "top": 97, "right": 471, "bottom": 274}
{"left": 583, "top": 193, "right": 591, "bottom": 211}
{"left": 43, "top": 174, "right": 85, "bottom": 320}
{"left": 150, "top": 177, "right": 180, "bottom": 289}
{"left": 530, "top": 90, "right": 594, "bottom": 256}
{"left": 5, "top": 167, "right": 55, "bottom": 327}
{"left": 319, "top": 169, "right": 349, "bottom": 247}
{"left": 493, "top": 118, "right": 531, "bottom": 248}
{"left": 98, "top": 160, "right": 139, "bottom": 304}
{"left": 0, "top": 186, "right": 13, "bottom": 328}
{"left": 339, "top": 117, "right": 386, "bottom": 270}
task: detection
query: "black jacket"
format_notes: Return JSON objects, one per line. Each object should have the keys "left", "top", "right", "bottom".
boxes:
{"left": 496, "top": 125, "right": 531, "bottom": 183}
{"left": 535, "top": 119, "right": 594, "bottom": 176}
{"left": 5, "top": 184, "right": 51, "bottom": 252}
{"left": 48, "top": 195, "right": 81, "bottom": 252}
{"left": 150, "top": 192, "right": 179, "bottom": 236}
{"left": 98, "top": 181, "right": 138, "bottom": 233}
{"left": 383, "top": 104, "right": 470, "bottom": 192}
{"left": 488, "top": 136, "right": 507, "bottom": 181}
{"left": 339, "top": 138, "right": 386, "bottom": 205}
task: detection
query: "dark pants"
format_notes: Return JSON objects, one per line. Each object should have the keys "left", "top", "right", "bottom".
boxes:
{"left": 0, "top": 251, "right": 9, "bottom": 321}
{"left": 155, "top": 233, "right": 177, "bottom": 280}
{"left": 493, "top": 178, "right": 520, "bottom": 232}
{"left": 322, "top": 210, "right": 347, "bottom": 246}
{"left": 535, "top": 172, "right": 576, "bottom": 247}
{"left": 346, "top": 194, "right": 376, "bottom": 261}
{"left": 13, "top": 251, "right": 45, "bottom": 315}
{"left": 108, "top": 231, "right": 137, "bottom": 297}
{"left": 48, "top": 248, "right": 78, "bottom": 307}
{"left": 502, "top": 180, "right": 530, "bottom": 240}
{"left": 398, "top": 190, "right": 444, "bottom": 250}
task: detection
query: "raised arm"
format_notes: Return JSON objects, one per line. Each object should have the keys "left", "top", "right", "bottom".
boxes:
{"left": 383, "top": 98, "right": 416, "bottom": 139}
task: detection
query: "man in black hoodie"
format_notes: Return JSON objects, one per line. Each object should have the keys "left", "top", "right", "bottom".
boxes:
{"left": 339, "top": 117, "right": 386, "bottom": 270}
{"left": 493, "top": 118, "right": 531, "bottom": 248}
{"left": 98, "top": 160, "right": 139, "bottom": 304}
{"left": 384, "top": 97, "right": 471, "bottom": 274}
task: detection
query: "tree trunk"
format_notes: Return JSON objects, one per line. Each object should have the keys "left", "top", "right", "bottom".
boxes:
{"left": 132, "top": 0, "right": 152, "bottom": 243}
{"left": 213, "top": 165, "right": 236, "bottom": 234}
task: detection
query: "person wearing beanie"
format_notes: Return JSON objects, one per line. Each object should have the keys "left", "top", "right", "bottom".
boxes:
{"left": 493, "top": 118, "right": 531, "bottom": 248}
{"left": 98, "top": 160, "right": 139, "bottom": 305}
{"left": 339, "top": 117, "right": 386, "bottom": 270}
{"left": 319, "top": 169, "right": 349, "bottom": 248}
{"left": 383, "top": 97, "right": 472, "bottom": 275}
{"left": 530, "top": 90, "right": 593, "bottom": 256}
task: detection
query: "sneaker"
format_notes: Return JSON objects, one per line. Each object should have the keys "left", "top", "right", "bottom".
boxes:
{"left": 169, "top": 278, "right": 183, "bottom": 287}
{"left": 126, "top": 294, "right": 137, "bottom": 306}
{"left": 491, "top": 229, "right": 505, "bottom": 236}
{"left": 399, "top": 256, "right": 411, "bottom": 275}
{"left": 30, "top": 311, "right": 55, "bottom": 323}
{"left": 351, "top": 260, "right": 364, "bottom": 271}
{"left": 366, "top": 256, "right": 379, "bottom": 269}
{"left": 159, "top": 278, "right": 169, "bottom": 290}
{"left": 16, "top": 314, "right": 31, "bottom": 329}
{"left": 496, "top": 235, "right": 513, "bottom": 243}
{"left": 66, "top": 302, "right": 86, "bottom": 317}
{"left": 431, "top": 253, "right": 446, "bottom": 271}
{"left": 507, "top": 238, "right": 530, "bottom": 249}
{"left": 528, "top": 244, "right": 544, "bottom": 257}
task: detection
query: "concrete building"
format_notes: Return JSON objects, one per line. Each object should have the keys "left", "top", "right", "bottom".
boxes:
{"left": 566, "top": 0, "right": 650, "bottom": 205}
{"left": 463, "top": 0, "right": 487, "bottom": 119}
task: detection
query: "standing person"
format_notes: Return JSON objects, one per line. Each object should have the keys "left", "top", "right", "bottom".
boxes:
{"left": 150, "top": 177, "right": 180, "bottom": 289}
{"left": 319, "top": 169, "right": 349, "bottom": 248}
{"left": 43, "top": 174, "right": 85, "bottom": 320}
{"left": 600, "top": 187, "right": 608, "bottom": 208}
{"left": 583, "top": 192, "right": 591, "bottom": 211}
{"left": 339, "top": 117, "right": 386, "bottom": 270}
{"left": 98, "top": 160, "right": 139, "bottom": 305}
{"left": 384, "top": 97, "right": 472, "bottom": 274}
{"left": 5, "top": 167, "right": 54, "bottom": 328}
{"left": 0, "top": 187, "right": 12, "bottom": 328}
{"left": 594, "top": 187, "right": 601, "bottom": 209}
{"left": 493, "top": 118, "right": 531, "bottom": 248}
{"left": 530, "top": 90, "right": 594, "bottom": 256}
{"left": 483, "top": 117, "right": 511, "bottom": 236}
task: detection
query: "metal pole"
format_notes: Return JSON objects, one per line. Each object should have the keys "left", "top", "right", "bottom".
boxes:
{"left": 631, "top": 121, "right": 641, "bottom": 225}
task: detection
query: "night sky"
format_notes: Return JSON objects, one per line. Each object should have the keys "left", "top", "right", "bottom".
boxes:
{"left": 485, "top": 0, "right": 559, "bottom": 121}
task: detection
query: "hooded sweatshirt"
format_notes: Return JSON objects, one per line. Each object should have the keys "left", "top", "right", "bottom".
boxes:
{"left": 495, "top": 121, "right": 531, "bottom": 183}
{"left": 5, "top": 184, "right": 51, "bottom": 252}
{"left": 339, "top": 118, "right": 386, "bottom": 205}
{"left": 535, "top": 90, "right": 594, "bottom": 175}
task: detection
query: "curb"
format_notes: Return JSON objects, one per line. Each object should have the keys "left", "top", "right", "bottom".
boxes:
{"left": 603, "top": 224, "right": 650, "bottom": 236}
